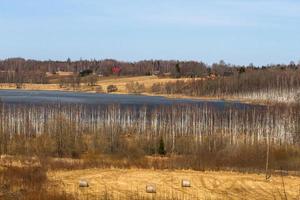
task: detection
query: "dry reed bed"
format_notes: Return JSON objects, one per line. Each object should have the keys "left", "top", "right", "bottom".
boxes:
{"left": 48, "top": 168, "right": 300, "bottom": 200}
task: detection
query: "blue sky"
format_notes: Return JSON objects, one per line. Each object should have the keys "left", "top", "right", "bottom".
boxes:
{"left": 0, "top": 0, "right": 299, "bottom": 65}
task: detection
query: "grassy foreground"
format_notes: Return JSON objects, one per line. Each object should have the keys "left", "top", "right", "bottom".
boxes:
{"left": 49, "top": 168, "right": 300, "bottom": 200}
{"left": 1, "top": 156, "right": 300, "bottom": 200}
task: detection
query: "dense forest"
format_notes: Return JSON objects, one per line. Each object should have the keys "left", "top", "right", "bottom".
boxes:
{"left": 0, "top": 102, "right": 299, "bottom": 170}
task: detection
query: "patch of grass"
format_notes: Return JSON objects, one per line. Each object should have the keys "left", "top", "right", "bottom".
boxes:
{"left": 0, "top": 161, "right": 75, "bottom": 200}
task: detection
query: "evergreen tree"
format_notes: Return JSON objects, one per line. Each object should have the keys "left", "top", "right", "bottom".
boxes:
{"left": 175, "top": 63, "right": 181, "bottom": 78}
{"left": 158, "top": 137, "right": 166, "bottom": 155}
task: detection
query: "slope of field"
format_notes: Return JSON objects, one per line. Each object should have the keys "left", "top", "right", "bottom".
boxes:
{"left": 96, "top": 76, "right": 199, "bottom": 93}
{"left": 0, "top": 76, "right": 195, "bottom": 93}
{"left": 48, "top": 168, "right": 300, "bottom": 200}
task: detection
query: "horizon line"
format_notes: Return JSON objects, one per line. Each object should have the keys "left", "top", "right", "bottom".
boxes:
{"left": 1, "top": 56, "right": 299, "bottom": 67}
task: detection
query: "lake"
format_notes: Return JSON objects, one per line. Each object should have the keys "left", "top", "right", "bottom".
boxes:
{"left": 0, "top": 89, "right": 256, "bottom": 109}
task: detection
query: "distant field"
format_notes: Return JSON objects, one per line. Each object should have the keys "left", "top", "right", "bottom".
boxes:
{"left": 0, "top": 76, "right": 199, "bottom": 94}
{"left": 96, "top": 76, "right": 200, "bottom": 93}
{"left": 0, "top": 76, "right": 203, "bottom": 98}
{"left": 49, "top": 168, "right": 300, "bottom": 200}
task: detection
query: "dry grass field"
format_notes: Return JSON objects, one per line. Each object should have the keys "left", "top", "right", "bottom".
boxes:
{"left": 95, "top": 76, "right": 201, "bottom": 93}
{"left": 0, "top": 76, "right": 196, "bottom": 93}
{"left": 48, "top": 168, "right": 300, "bottom": 200}
{"left": 0, "top": 76, "right": 211, "bottom": 102}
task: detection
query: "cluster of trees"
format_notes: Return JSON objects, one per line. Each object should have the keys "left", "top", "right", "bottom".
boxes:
{"left": 58, "top": 74, "right": 98, "bottom": 89}
{"left": 0, "top": 102, "right": 299, "bottom": 170}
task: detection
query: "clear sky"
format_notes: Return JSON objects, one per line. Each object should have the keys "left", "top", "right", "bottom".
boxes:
{"left": 0, "top": 0, "right": 299, "bottom": 65}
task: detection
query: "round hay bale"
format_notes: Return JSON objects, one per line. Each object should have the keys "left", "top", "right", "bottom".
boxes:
{"left": 146, "top": 184, "right": 156, "bottom": 193}
{"left": 79, "top": 180, "right": 89, "bottom": 187}
{"left": 181, "top": 179, "right": 191, "bottom": 187}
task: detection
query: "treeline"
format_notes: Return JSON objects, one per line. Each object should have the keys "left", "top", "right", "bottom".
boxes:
{"left": 152, "top": 69, "right": 300, "bottom": 102}
{"left": 0, "top": 102, "right": 299, "bottom": 170}
{"left": 0, "top": 58, "right": 299, "bottom": 82}
{"left": 0, "top": 58, "right": 208, "bottom": 78}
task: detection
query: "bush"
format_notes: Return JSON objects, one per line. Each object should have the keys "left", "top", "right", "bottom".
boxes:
{"left": 0, "top": 164, "right": 76, "bottom": 200}
{"left": 79, "top": 69, "right": 93, "bottom": 77}
{"left": 107, "top": 85, "right": 118, "bottom": 93}
{"left": 81, "top": 74, "right": 98, "bottom": 86}
{"left": 126, "top": 82, "right": 145, "bottom": 94}
{"left": 151, "top": 83, "right": 163, "bottom": 93}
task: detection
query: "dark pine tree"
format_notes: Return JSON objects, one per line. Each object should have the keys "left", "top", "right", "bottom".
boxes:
{"left": 158, "top": 137, "right": 166, "bottom": 155}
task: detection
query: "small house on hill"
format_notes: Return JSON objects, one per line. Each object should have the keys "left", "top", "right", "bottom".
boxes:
{"left": 112, "top": 66, "right": 121, "bottom": 75}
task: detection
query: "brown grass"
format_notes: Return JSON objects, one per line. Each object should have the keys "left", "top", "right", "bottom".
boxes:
{"left": 49, "top": 168, "right": 300, "bottom": 200}
{"left": 2, "top": 156, "right": 300, "bottom": 199}
{"left": 0, "top": 165, "right": 74, "bottom": 200}
{"left": 0, "top": 76, "right": 198, "bottom": 94}
{"left": 96, "top": 76, "right": 202, "bottom": 93}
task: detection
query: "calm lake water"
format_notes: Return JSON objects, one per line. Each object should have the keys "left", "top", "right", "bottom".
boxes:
{"left": 0, "top": 89, "right": 255, "bottom": 109}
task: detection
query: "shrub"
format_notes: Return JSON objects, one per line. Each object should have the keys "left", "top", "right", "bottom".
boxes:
{"left": 79, "top": 69, "right": 93, "bottom": 77}
{"left": 82, "top": 74, "right": 98, "bottom": 86}
{"left": 151, "top": 83, "right": 163, "bottom": 93}
{"left": 126, "top": 82, "right": 145, "bottom": 94}
{"left": 107, "top": 85, "right": 118, "bottom": 93}
{"left": 0, "top": 163, "right": 76, "bottom": 200}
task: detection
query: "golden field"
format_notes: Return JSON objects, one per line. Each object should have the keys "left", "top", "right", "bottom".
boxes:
{"left": 95, "top": 76, "right": 201, "bottom": 94}
{"left": 0, "top": 76, "right": 197, "bottom": 93}
{"left": 1, "top": 155, "right": 300, "bottom": 200}
{"left": 48, "top": 168, "right": 300, "bottom": 200}
{"left": 0, "top": 76, "right": 215, "bottom": 101}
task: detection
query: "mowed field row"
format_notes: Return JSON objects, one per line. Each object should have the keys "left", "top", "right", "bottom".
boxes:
{"left": 48, "top": 168, "right": 300, "bottom": 200}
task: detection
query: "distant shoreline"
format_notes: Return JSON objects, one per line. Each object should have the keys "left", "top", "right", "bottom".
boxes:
{"left": 0, "top": 83, "right": 269, "bottom": 106}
